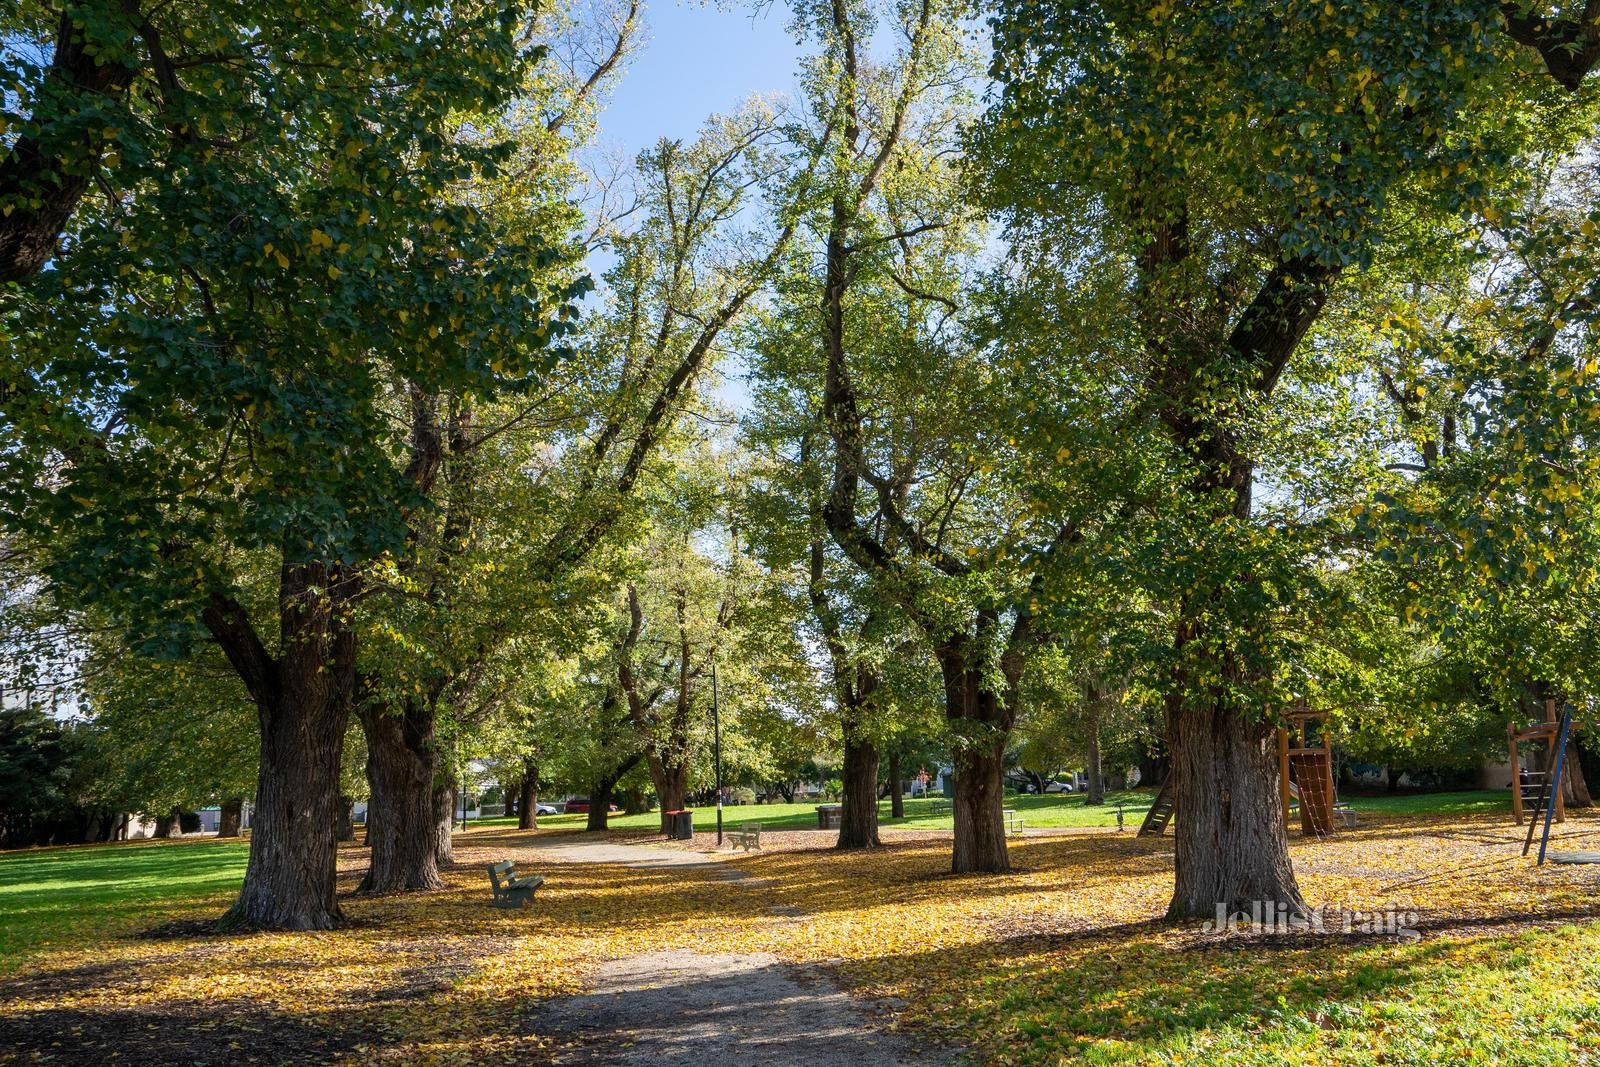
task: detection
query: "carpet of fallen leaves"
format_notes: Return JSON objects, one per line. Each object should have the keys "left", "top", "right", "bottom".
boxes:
{"left": 3, "top": 809, "right": 1600, "bottom": 1066}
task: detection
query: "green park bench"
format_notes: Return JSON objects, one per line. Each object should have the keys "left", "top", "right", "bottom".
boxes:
{"left": 486, "top": 860, "right": 544, "bottom": 909}
{"left": 727, "top": 822, "right": 763, "bottom": 851}
{"left": 930, "top": 799, "right": 951, "bottom": 816}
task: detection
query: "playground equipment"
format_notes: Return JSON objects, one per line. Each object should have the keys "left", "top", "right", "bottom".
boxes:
{"left": 1509, "top": 699, "right": 1566, "bottom": 826}
{"left": 1517, "top": 700, "right": 1600, "bottom": 867}
{"left": 1138, "top": 702, "right": 1351, "bottom": 839}
{"left": 1278, "top": 705, "right": 1346, "bottom": 837}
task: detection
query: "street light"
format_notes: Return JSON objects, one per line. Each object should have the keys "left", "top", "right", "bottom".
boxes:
{"left": 713, "top": 656, "right": 723, "bottom": 847}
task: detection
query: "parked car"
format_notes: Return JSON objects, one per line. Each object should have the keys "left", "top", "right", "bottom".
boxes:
{"left": 561, "top": 797, "right": 619, "bottom": 814}
{"left": 1045, "top": 782, "right": 1075, "bottom": 793}
{"left": 534, "top": 803, "right": 558, "bottom": 816}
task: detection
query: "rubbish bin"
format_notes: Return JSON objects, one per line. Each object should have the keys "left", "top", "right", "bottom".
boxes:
{"left": 670, "top": 809, "right": 694, "bottom": 840}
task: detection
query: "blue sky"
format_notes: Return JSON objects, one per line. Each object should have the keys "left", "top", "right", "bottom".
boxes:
{"left": 599, "top": 1, "right": 804, "bottom": 157}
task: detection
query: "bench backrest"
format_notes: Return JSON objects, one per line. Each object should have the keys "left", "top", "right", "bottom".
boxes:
{"left": 740, "top": 823, "right": 761, "bottom": 833}
{"left": 487, "top": 860, "right": 517, "bottom": 888}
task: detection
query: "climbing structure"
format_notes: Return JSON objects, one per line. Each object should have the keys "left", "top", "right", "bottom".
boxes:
{"left": 1509, "top": 699, "right": 1566, "bottom": 826}
{"left": 1137, "top": 775, "right": 1175, "bottom": 837}
{"left": 1278, "top": 704, "right": 1337, "bottom": 837}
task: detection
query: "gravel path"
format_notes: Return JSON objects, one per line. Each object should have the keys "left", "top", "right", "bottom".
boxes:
{"left": 529, "top": 949, "right": 957, "bottom": 1066}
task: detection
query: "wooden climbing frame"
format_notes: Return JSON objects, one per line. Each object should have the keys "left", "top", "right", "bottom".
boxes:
{"left": 1509, "top": 698, "right": 1566, "bottom": 826}
{"left": 1279, "top": 703, "right": 1337, "bottom": 837}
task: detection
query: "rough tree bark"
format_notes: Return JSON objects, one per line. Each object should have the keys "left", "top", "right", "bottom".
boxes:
{"left": 217, "top": 798, "right": 244, "bottom": 838}
{"left": 358, "top": 700, "right": 443, "bottom": 893}
{"left": 838, "top": 727, "right": 881, "bottom": 848}
{"left": 586, "top": 753, "right": 643, "bottom": 832}
{"left": 889, "top": 749, "right": 905, "bottom": 819}
{"left": 206, "top": 565, "right": 358, "bottom": 931}
{"left": 153, "top": 812, "right": 178, "bottom": 839}
{"left": 1565, "top": 741, "right": 1594, "bottom": 807}
{"left": 518, "top": 760, "right": 539, "bottom": 829}
{"left": 651, "top": 762, "right": 690, "bottom": 833}
{"left": 1085, "top": 681, "right": 1106, "bottom": 806}
{"left": 336, "top": 797, "right": 355, "bottom": 843}
{"left": 939, "top": 635, "right": 1013, "bottom": 874}
{"left": 1166, "top": 693, "right": 1301, "bottom": 917}
{"left": 434, "top": 774, "right": 455, "bottom": 866}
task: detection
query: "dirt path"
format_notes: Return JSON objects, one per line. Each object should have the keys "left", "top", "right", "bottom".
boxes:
{"left": 529, "top": 949, "right": 957, "bottom": 1066}
{"left": 526, "top": 837, "right": 959, "bottom": 1063}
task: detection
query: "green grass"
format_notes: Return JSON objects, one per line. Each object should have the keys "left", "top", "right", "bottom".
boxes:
{"left": 464, "top": 788, "right": 1518, "bottom": 836}
{"left": 0, "top": 788, "right": 1519, "bottom": 971}
{"left": 0, "top": 838, "right": 247, "bottom": 970}
{"left": 465, "top": 790, "right": 1162, "bottom": 835}
{"left": 1343, "top": 789, "right": 1513, "bottom": 816}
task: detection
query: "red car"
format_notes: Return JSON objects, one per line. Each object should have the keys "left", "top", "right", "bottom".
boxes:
{"left": 561, "top": 797, "right": 619, "bottom": 814}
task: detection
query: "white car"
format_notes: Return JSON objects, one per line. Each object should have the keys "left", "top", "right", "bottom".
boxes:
{"left": 1044, "top": 782, "right": 1074, "bottom": 793}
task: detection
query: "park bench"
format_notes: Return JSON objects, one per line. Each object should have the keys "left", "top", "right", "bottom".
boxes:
{"left": 1333, "top": 802, "right": 1359, "bottom": 829}
{"left": 727, "top": 822, "right": 763, "bottom": 851}
{"left": 930, "top": 799, "right": 951, "bottom": 816}
{"left": 1004, "top": 808, "right": 1024, "bottom": 835}
{"left": 486, "top": 860, "right": 544, "bottom": 909}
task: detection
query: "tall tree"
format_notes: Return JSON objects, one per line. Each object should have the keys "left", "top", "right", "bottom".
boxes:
{"left": 1, "top": 2, "right": 580, "bottom": 929}
{"left": 982, "top": 0, "right": 1547, "bottom": 915}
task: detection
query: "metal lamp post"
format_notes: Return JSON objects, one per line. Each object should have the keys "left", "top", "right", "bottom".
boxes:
{"left": 713, "top": 657, "right": 724, "bottom": 847}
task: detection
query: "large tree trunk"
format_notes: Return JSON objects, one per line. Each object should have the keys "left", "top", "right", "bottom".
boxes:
{"left": 1565, "top": 742, "right": 1593, "bottom": 808}
{"left": 889, "top": 749, "right": 905, "bottom": 819}
{"left": 434, "top": 775, "right": 455, "bottom": 866}
{"left": 518, "top": 760, "right": 538, "bottom": 830}
{"left": 837, "top": 727, "right": 881, "bottom": 848}
{"left": 501, "top": 779, "right": 518, "bottom": 819}
{"left": 217, "top": 798, "right": 244, "bottom": 838}
{"left": 587, "top": 777, "right": 617, "bottom": 832}
{"left": 1086, "top": 706, "right": 1106, "bottom": 805}
{"left": 203, "top": 560, "right": 360, "bottom": 932}
{"left": 939, "top": 642, "right": 1010, "bottom": 874}
{"left": 1166, "top": 689, "right": 1305, "bottom": 919}
{"left": 357, "top": 701, "right": 443, "bottom": 893}
{"left": 336, "top": 797, "right": 356, "bottom": 842}
{"left": 222, "top": 666, "right": 353, "bottom": 928}
{"left": 153, "top": 811, "right": 178, "bottom": 839}
{"left": 651, "top": 758, "right": 689, "bottom": 834}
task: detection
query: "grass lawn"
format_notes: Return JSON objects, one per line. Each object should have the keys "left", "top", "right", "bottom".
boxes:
{"left": 464, "top": 788, "right": 1516, "bottom": 836}
{"left": 467, "top": 789, "right": 1163, "bottom": 835}
{"left": 0, "top": 838, "right": 247, "bottom": 971}
{"left": 2, "top": 791, "right": 1595, "bottom": 1065}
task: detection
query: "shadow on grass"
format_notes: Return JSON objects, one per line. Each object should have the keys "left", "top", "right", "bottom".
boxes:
{"left": 0, "top": 1003, "right": 372, "bottom": 1065}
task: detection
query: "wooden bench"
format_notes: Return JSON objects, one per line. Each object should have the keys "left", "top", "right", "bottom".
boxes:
{"left": 727, "top": 823, "right": 762, "bottom": 851}
{"left": 1333, "top": 802, "right": 1359, "bottom": 829}
{"left": 1004, "top": 808, "right": 1024, "bottom": 835}
{"left": 486, "top": 860, "right": 544, "bottom": 909}
{"left": 929, "top": 799, "right": 951, "bottom": 816}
